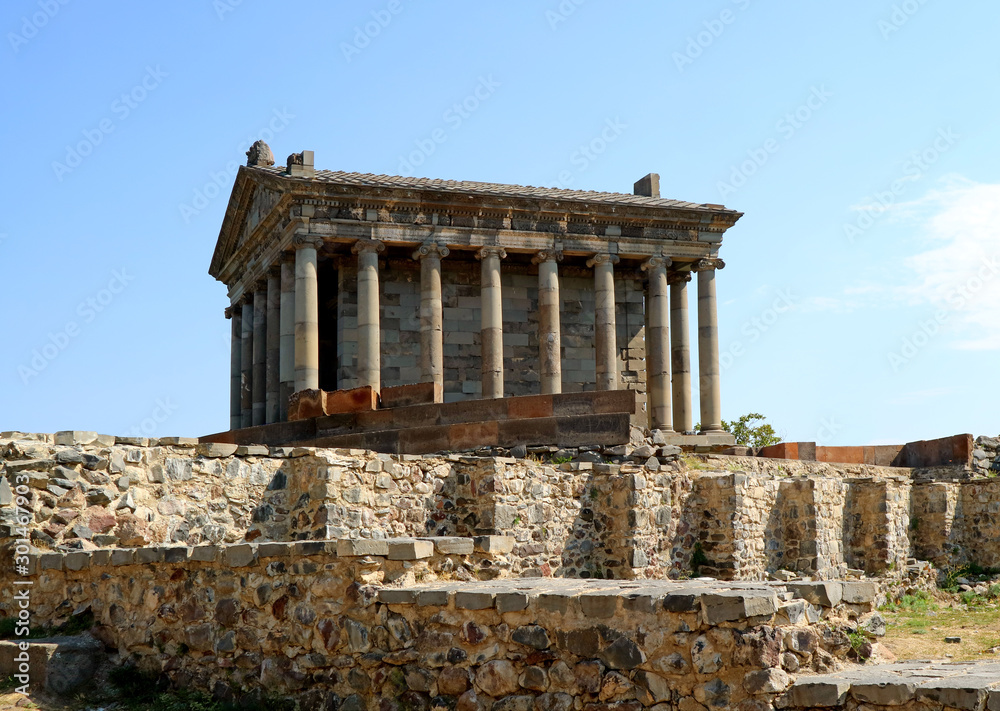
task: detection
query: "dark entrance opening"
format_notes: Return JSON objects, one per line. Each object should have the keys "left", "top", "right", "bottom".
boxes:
{"left": 318, "top": 257, "right": 339, "bottom": 391}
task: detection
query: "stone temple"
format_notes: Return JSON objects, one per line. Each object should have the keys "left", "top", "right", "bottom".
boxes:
{"left": 8, "top": 142, "right": 1000, "bottom": 710}
{"left": 206, "top": 142, "right": 740, "bottom": 451}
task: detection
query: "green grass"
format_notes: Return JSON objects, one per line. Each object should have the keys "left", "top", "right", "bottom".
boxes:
{"left": 108, "top": 666, "right": 295, "bottom": 711}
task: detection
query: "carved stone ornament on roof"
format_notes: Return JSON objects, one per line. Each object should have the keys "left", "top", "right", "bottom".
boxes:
{"left": 641, "top": 256, "right": 672, "bottom": 272}
{"left": 531, "top": 250, "right": 563, "bottom": 265}
{"left": 293, "top": 235, "right": 324, "bottom": 250}
{"left": 245, "top": 140, "right": 274, "bottom": 167}
{"left": 668, "top": 270, "right": 693, "bottom": 285}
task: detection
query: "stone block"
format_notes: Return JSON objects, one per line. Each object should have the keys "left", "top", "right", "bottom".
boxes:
{"left": 918, "top": 677, "right": 994, "bottom": 710}
{"left": 507, "top": 395, "right": 554, "bottom": 420}
{"left": 326, "top": 385, "right": 378, "bottom": 415}
{"left": 136, "top": 547, "right": 164, "bottom": 564}
{"left": 223, "top": 543, "right": 257, "bottom": 567}
{"left": 111, "top": 549, "right": 135, "bottom": 566}
{"left": 497, "top": 592, "right": 529, "bottom": 613}
{"left": 380, "top": 381, "right": 442, "bottom": 408}
{"left": 787, "top": 581, "right": 843, "bottom": 607}
{"left": 416, "top": 590, "right": 451, "bottom": 606}
{"left": 292, "top": 540, "right": 336, "bottom": 556}
{"left": 841, "top": 581, "right": 878, "bottom": 605}
{"left": 398, "top": 425, "right": 451, "bottom": 455}
{"left": 338, "top": 539, "right": 389, "bottom": 557}
{"left": 579, "top": 594, "right": 618, "bottom": 618}
{"left": 40, "top": 553, "right": 63, "bottom": 571}
{"left": 455, "top": 591, "right": 496, "bottom": 610}
{"left": 424, "top": 537, "right": 474, "bottom": 555}
{"left": 852, "top": 677, "right": 917, "bottom": 705}
{"left": 499, "top": 416, "right": 558, "bottom": 446}
{"left": 288, "top": 388, "right": 327, "bottom": 421}
{"left": 196, "top": 442, "right": 238, "bottom": 458}
{"left": 448, "top": 421, "right": 499, "bottom": 451}
{"left": 163, "top": 546, "right": 190, "bottom": 563}
{"left": 156, "top": 437, "right": 198, "bottom": 447}
{"left": 785, "top": 680, "right": 851, "bottom": 708}
{"left": 379, "top": 589, "right": 416, "bottom": 605}
{"left": 90, "top": 550, "right": 111, "bottom": 567}
{"left": 701, "top": 591, "right": 778, "bottom": 624}
{"left": 475, "top": 535, "right": 516, "bottom": 554}
{"left": 257, "top": 542, "right": 294, "bottom": 558}
{"left": 236, "top": 444, "right": 270, "bottom": 456}
{"left": 64, "top": 552, "right": 90, "bottom": 571}
{"left": 190, "top": 545, "right": 219, "bottom": 563}
{"left": 53, "top": 431, "right": 98, "bottom": 446}
{"left": 387, "top": 539, "right": 434, "bottom": 560}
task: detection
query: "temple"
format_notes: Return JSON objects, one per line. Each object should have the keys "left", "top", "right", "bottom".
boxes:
{"left": 208, "top": 142, "right": 742, "bottom": 450}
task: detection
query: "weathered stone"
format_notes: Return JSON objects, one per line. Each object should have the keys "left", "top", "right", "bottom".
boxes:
{"left": 439, "top": 667, "right": 472, "bottom": 696}
{"left": 574, "top": 660, "right": 604, "bottom": 695}
{"left": 743, "top": 669, "right": 790, "bottom": 694}
{"left": 388, "top": 539, "right": 434, "bottom": 560}
{"left": 476, "top": 660, "right": 519, "bottom": 697}
{"left": 512, "top": 625, "right": 551, "bottom": 650}
{"left": 601, "top": 636, "right": 645, "bottom": 670}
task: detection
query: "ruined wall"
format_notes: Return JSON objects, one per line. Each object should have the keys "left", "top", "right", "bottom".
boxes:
{"left": 765, "top": 478, "right": 846, "bottom": 579}
{"left": 9, "top": 539, "right": 864, "bottom": 711}
{"left": 909, "top": 481, "right": 959, "bottom": 566}
{"left": 843, "top": 478, "right": 911, "bottom": 575}
{"left": 333, "top": 257, "right": 647, "bottom": 418}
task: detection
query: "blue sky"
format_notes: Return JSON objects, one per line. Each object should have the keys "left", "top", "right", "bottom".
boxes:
{"left": 2, "top": 1, "right": 998, "bottom": 445}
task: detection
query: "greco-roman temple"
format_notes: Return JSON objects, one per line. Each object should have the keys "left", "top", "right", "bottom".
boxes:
{"left": 205, "top": 141, "right": 742, "bottom": 452}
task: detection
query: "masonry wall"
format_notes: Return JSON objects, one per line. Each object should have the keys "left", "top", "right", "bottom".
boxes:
{"left": 333, "top": 256, "right": 647, "bottom": 421}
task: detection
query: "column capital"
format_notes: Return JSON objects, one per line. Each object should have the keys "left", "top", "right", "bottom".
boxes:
{"left": 532, "top": 249, "right": 563, "bottom": 265}
{"left": 476, "top": 245, "right": 507, "bottom": 261}
{"left": 279, "top": 250, "right": 296, "bottom": 264}
{"left": 668, "top": 270, "right": 693, "bottom": 285}
{"left": 694, "top": 258, "right": 725, "bottom": 272}
{"left": 253, "top": 279, "right": 269, "bottom": 293}
{"left": 225, "top": 305, "right": 235, "bottom": 319}
{"left": 267, "top": 264, "right": 281, "bottom": 278}
{"left": 586, "top": 253, "right": 620, "bottom": 268}
{"left": 412, "top": 241, "right": 450, "bottom": 261}
{"left": 352, "top": 238, "right": 386, "bottom": 255}
{"left": 293, "top": 234, "right": 324, "bottom": 250}
{"left": 238, "top": 293, "right": 254, "bottom": 307}
{"left": 641, "top": 256, "right": 672, "bottom": 272}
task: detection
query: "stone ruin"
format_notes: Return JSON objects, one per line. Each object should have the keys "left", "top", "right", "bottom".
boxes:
{"left": 6, "top": 152, "right": 1000, "bottom": 708}
{"left": 5, "top": 427, "right": 1000, "bottom": 709}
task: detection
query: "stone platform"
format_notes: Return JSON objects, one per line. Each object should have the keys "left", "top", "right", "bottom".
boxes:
{"left": 785, "top": 661, "right": 1000, "bottom": 709}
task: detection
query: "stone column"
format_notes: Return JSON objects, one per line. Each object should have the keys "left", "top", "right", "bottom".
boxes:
{"left": 278, "top": 255, "right": 295, "bottom": 421}
{"left": 294, "top": 235, "right": 322, "bottom": 392}
{"left": 353, "top": 239, "right": 385, "bottom": 392}
{"left": 240, "top": 296, "right": 254, "bottom": 428}
{"left": 226, "top": 304, "right": 242, "bottom": 431}
{"left": 696, "top": 258, "right": 725, "bottom": 432}
{"left": 587, "top": 253, "right": 620, "bottom": 390}
{"left": 413, "top": 241, "right": 449, "bottom": 398}
{"left": 533, "top": 250, "right": 563, "bottom": 395}
{"left": 477, "top": 246, "right": 506, "bottom": 399}
{"left": 252, "top": 283, "right": 267, "bottom": 426}
{"left": 669, "top": 270, "right": 693, "bottom": 434}
{"left": 642, "top": 256, "right": 672, "bottom": 431}
{"left": 265, "top": 267, "right": 281, "bottom": 424}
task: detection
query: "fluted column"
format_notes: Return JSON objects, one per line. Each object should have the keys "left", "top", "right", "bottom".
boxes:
{"left": 587, "top": 253, "right": 620, "bottom": 391}
{"left": 642, "top": 256, "right": 672, "bottom": 431}
{"left": 533, "top": 250, "right": 563, "bottom": 395}
{"left": 477, "top": 246, "right": 506, "bottom": 399}
{"left": 413, "top": 241, "right": 449, "bottom": 399}
{"left": 265, "top": 267, "right": 281, "bottom": 424}
{"left": 294, "top": 235, "right": 322, "bottom": 392}
{"left": 696, "top": 258, "right": 725, "bottom": 432}
{"left": 252, "top": 283, "right": 267, "bottom": 426}
{"left": 278, "top": 255, "right": 295, "bottom": 420}
{"left": 353, "top": 239, "right": 385, "bottom": 392}
{"left": 227, "top": 304, "right": 242, "bottom": 431}
{"left": 239, "top": 296, "right": 253, "bottom": 428}
{"left": 669, "top": 270, "right": 693, "bottom": 434}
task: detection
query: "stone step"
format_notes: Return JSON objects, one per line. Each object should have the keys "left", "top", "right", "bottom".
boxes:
{"left": 0, "top": 635, "right": 103, "bottom": 695}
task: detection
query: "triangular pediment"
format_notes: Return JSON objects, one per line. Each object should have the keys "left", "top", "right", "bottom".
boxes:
{"left": 209, "top": 168, "right": 287, "bottom": 282}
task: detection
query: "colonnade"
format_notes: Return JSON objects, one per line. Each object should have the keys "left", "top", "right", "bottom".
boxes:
{"left": 225, "top": 238, "right": 725, "bottom": 434}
